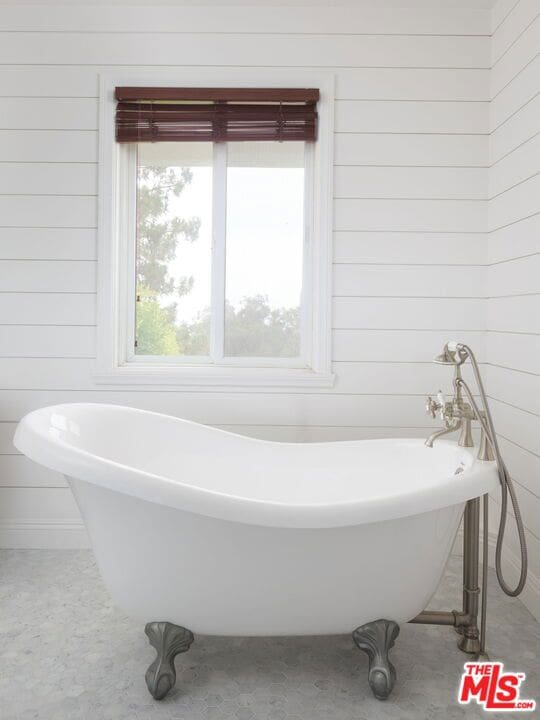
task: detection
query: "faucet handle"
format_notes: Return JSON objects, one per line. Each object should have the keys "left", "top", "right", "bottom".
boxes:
{"left": 426, "top": 395, "right": 441, "bottom": 419}
{"left": 426, "top": 391, "right": 449, "bottom": 420}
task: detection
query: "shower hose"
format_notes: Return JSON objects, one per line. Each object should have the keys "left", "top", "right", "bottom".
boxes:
{"left": 451, "top": 343, "right": 528, "bottom": 598}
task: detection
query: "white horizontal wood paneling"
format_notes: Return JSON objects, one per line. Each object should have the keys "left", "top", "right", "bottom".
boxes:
{"left": 489, "top": 132, "right": 540, "bottom": 196}
{"left": 336, "top": 69, "right": 490, "bottom": 102}
{"left": 335, "top": 167, "right": 487, "bottom": 200}
{"left": 0, "top": 488, "right": 79, "bottom": 519}
{"left": 0, "top": 456, "right": 66, "bottom": 488}
{"left": 333, "top": 330, "right": 485, "bottom": 362}
{"left": 488, "top": 505, "right": 540, "bottom": 602}
{"left": 488, "top": 212, "right": 540, "bottom": 261}
{"left": 488, "top": 0, "right": 540, "bottom": 617}
{"left": 0, "top": 6, "right": 492, "bottom": 554}
{"left": 488, "top": 253, "right": 540, "bottom": 296}
{"left": 333, "top": 297, "right": 485, "bottom": 330}
{"left": 488, "top": 173, "right": 540, "bottom": 230}
{"left": 0, "top": 98, "right": 97, "bottom": 131}
{"left": 336, "top": 100, "right": 488, "bottom": 134}
{"left": 0, "top": 358, "right": 97, "bottom": 390}
{"left": 0, "top": 67, "right": 98, "bottom": 97}
{"left": 491, "top": 0, "right": 520, "bottom": 33}
{"left": 507, "top": 481, "right": 540, "bottom": 542}
{"left": 490, "top": 92, "right": 540, "bottom": 163}
{"left": 0, "top": 196, "right": 96, "bottom": 228}
{"left": 0, "top": 423, "right": 17, "bottom": 454}
{"left": 0, "top": 293, "right": 95, "bottom": 325}
{"left": 335, "top": 134, "right": 488, "bottom": 167}
{"left": 485, "top": 525, "right": 540, "bottom": 620}
{"left": 0, "top": 163, "right": 97, "bottom": 196}
{"left": 489, "top": 497, "right": 540, "bottom": 583}
{"left": 486, "top": 364, "right": 540, "bottom": 416}
{"left": 498, "top": 435, "right": 540, "bottom": 498}
{"left": 491, "top": 0, "right": 540, "bottom": 65}
{"left": 333, "top": 264, "right": 485, "bottom": 297}
{"left": 335, "top": 199, "right": 485, "bottom": 233}
{"left": 0, "top": 260, "right": 96, "bottom": 293}
{"left": 491, "top": 12, "right": 540, "bottom": 96}
{"left": 0, "top": 6, "right": 491, "bottom": 35}
{"left": 489, "top": 398, "right": 540, "bottom": 457}
{"left": 0, "top": 130, "right": 97, "bottom": 163}
{"left": 0, "top": 66, "right": 490, "bottom": 102}
{"left": 333, "top": 360, "right": 478, "bottom": 396}
{"left": 0, "top": 228, "right": 96, "bottom": 260}
{"left": 490, "top": 489, "right": 540, "bottom": 563}
{"left": 0, "top": 326, "right": 95, "bottom": 358}
{"left": 333, "top": 232, "right": 486, "bottom": 265}
{"left": 487, "top": 294, "right": 540, "bottom": 334}
{"left": 491, "top": 53, "right": 540, "bottom": 128}
{"left": 0, "top": 390, "right": 435, "bottom": 428}
{"left": 0, "top": 34, "right": 490, "bottom": 69}
{"left": 0, "top": 356, "right": 478, "bottom": 397}
{"left": 487, "top": 331, "right": 540, "bottom": 375}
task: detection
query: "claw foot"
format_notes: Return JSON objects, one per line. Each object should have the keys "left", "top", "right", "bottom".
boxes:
{"left": 144, "top": 621, "right": 194, "bottom": 700}
{"left": 352, "top": 619, "right": 400, "bottom": 700}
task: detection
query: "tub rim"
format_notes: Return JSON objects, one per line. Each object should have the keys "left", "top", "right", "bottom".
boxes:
{"left": 14, "top": 402, "right": 499, "bottom": 529}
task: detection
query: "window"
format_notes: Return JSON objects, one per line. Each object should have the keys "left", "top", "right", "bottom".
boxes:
{"left": 134, "top": 140, "right": 306, "bottom": 364}
{"left": 97, "top": 73, "right": 334, "bottom": 387}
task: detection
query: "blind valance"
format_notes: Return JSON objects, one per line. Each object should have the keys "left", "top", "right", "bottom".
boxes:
{"left": 115, "top": 87, "right": 319, "bottom": 143}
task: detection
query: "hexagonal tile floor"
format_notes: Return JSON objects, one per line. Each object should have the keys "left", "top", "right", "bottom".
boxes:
{"left": 0, "top": 550, "right": 538, "bottom": 720}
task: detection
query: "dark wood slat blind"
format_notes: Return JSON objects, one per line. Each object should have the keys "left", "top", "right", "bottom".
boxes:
{"left": 115, "top": 87, "right": 319, "bottom": 143}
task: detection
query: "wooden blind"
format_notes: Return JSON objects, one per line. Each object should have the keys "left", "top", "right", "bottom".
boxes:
{"left": 115, "top": 87, "right": 319, "bottom": 143}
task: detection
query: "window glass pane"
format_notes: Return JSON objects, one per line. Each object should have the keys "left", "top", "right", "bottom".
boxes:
{"left": 224, "top": 141, "right": 305, "bottom": 358}
{"left": 136, "top": 142, "right": 212, "bottom": 356}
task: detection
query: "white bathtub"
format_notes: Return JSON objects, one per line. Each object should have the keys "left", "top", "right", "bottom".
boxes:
{"left": 14, "top": 402, "right": 498, "bottom": 638}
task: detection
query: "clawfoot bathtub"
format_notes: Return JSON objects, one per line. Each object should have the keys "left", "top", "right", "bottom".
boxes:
{"left": 14, "top": 403, "right": 497, "bottom": 701}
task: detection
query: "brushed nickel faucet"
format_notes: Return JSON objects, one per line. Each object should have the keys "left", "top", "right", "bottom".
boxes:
{"left": 421, "top": 341, "right": 528, "bottom": 662}
{"left": 425, "top": 345, "right": 492, "bottom": 460}
{"left": 425, "top": 342, "right": 528, "bottom": 597}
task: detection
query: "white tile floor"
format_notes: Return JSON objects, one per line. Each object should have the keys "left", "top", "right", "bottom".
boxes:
{"left": 1, "top": 550, "right": 538, "bottom": 720}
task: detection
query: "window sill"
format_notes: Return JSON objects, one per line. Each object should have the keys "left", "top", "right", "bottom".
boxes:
{"left": 93, "top": 364, "right": 335, "bottom": 389}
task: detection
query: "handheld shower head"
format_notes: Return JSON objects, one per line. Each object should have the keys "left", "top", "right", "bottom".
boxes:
{"left": 433, "top": 341, "right": 469, "bottom": 366}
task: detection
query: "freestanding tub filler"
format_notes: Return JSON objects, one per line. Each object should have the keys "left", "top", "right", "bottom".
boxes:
{"left": 14, "top": 402, "right": 498, "bottom": 701}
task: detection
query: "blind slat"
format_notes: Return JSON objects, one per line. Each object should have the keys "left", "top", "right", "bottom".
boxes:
{"left": 115, "top": 89, "right": 319, "bottom": 143}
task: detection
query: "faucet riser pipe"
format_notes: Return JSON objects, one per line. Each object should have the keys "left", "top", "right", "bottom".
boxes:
{"left": 458, "top": 498, "right": 481, "bottom": 654}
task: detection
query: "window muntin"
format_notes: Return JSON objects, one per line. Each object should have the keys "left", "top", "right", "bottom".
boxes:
{"left": 132, "top": 140, "right": 308, "bottom": 367}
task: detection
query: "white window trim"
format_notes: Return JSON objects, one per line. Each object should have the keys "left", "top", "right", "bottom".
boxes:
{"left": 95, "top": 69, "right": 335, "bottom": 389}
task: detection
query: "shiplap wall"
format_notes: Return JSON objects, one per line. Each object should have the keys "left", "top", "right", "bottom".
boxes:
{"left": 486, "top": 0, "right": 540, "bottom": 619}
{"left": 0, "top": 7, "right": 490, "bottom": 547}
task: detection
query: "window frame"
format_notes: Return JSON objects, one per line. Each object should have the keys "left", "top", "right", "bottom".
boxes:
{"left": 96, "top": 69, "right": 334, "bottom": 388}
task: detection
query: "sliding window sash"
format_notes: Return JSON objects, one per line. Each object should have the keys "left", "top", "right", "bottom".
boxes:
{"left": 126, "top": 140, "right": 311, "bottom": 368}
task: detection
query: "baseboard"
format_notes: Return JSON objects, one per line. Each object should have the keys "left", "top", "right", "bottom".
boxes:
{"left": 452, "top": 528, "right": 540, "bottom": 623}
{"left": 0, "top": 520, "right": 89, "bottom": 549}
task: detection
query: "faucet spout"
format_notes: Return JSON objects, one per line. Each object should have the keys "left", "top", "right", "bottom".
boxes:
{"left": 425, "top": 419, "right": 462, "bottom": 448}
